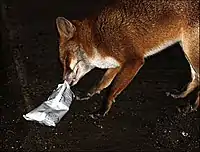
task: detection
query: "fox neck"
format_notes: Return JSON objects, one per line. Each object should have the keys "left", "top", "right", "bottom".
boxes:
{"left": 72, "top": 20, "right": 120, "bottom": 69}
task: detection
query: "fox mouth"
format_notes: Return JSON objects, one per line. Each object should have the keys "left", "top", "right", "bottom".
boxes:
{"left": 64, "top": 72, "right": 77, "bottom": 86}
{"left": 64, "top": 60, "right": 82, "bottom": 86}
{"left": 64, "top": 70, "right": 78, "bottom": 86}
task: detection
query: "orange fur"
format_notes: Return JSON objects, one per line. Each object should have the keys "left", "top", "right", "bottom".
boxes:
{"left": 56, "top": 0, "right": 199, "bottom": 116}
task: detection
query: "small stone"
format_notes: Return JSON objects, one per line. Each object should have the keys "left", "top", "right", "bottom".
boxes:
{"left": 181, "top": 131, "right": 188, "bottom": 137}
{"left": 97, "top": 125, "right": 103, "bottom": 129}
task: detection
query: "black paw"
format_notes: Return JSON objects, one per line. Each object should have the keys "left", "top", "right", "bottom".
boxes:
{"left": 166, "top": 91, "right": 182, "bottom": 99}
{"left": 177, "top": 104, "right": 197, "bottom": 113}
{"left": 75, "top": 96, "right": 90, "bottom": 101}
{"left": 75, "top": 93, "right": 92, "bottom": 101}
{"left": 89, "top": 108, "right": 108, "bottom": 120}
{"left": 89, "top": 113, "right": 104, "bottom": 120}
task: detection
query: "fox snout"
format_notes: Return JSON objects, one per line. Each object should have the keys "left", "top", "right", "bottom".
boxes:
{"left": 63, "top": 60, "right": 80, "bottom": 86}
{"left": 63, "top": 59, "right": 94, "bottom": 86}
{"left": 63, "top": 70, "right": 76, "bottom": 86}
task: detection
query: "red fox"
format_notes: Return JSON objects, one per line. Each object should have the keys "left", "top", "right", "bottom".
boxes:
{"left": 56, "top": 0, "right": 199, "bottom": 117}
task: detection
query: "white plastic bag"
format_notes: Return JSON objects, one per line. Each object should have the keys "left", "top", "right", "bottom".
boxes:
{"left": 23, "top": 81, "right": 74, "bottom": 127}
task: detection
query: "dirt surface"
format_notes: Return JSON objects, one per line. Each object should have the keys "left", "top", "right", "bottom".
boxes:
{"left": 1, "top": 0, "right": 199, "bottom": 152}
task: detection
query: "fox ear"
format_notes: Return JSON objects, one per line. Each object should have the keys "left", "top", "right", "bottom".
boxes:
{"left": 56, "top": 17, "right": 76, "bottom": 40}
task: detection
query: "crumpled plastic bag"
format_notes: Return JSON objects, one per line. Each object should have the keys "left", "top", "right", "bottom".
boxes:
{"left": 23, "top": 80, "right": 74, "bottom": 127}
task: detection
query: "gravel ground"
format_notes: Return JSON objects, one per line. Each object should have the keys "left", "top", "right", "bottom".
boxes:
{"left": 1, "top": 1, "right": 199, "bottom": 152}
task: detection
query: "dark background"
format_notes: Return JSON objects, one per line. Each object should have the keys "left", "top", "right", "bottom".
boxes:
{"left": 1, "top": 0, "right": 199, "bottom": 151}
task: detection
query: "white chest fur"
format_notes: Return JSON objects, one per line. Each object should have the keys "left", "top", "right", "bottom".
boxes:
{"left": 90, "top": 48, "right": 120, "bottom": 69}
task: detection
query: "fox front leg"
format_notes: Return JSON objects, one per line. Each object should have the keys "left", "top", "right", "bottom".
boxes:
{"left": 91, "top": 57, "right": 144, "bottom": 118}
{"left": 76, "top": 68, "right": 120, "bottom": 101}
{"left": 88, "top": 68, "right": 120, "bottom": 96}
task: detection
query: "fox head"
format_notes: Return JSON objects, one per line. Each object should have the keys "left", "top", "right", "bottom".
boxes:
{"left": 56, "top": 17, "right": 94, "bottom": 86}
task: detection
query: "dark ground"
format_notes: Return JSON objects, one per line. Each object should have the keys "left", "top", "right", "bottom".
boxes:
{"left": 1, "top": 0, "right": 199, "bottom": 151}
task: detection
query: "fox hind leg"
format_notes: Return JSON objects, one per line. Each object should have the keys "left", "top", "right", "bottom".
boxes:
{"left": 170, "top": 65, "right": 198, "bottom": 99}
{"left": 169, "top": 25, "right": 199, "bottom": 111}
